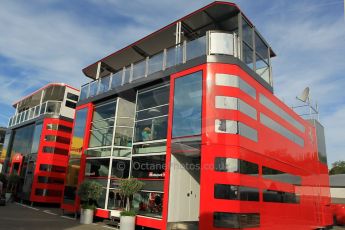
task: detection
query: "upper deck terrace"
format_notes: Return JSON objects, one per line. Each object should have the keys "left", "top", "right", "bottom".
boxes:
{"left": 8, "top": 83, "right": 79, "bottom": 128}
{"left": 79, "top": 1, "right": 275, "bottom": 102}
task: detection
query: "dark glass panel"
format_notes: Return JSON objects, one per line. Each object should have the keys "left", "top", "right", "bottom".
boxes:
{"left": 172, "top": 71, "right": 202, "bottom": 138}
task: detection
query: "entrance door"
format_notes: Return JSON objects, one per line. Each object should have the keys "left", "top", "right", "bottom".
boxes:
{"left": 167, "top": 70, "right": 204, "bottom": 229}
{"left": 168, "top": 153, "right": 200, "bottom": 222}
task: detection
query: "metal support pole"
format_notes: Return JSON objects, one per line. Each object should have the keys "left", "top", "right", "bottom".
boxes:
{"left": 96, "top": 61, "right": 102, "bottom": 80}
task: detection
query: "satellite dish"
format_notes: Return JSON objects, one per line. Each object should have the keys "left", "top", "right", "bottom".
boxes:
{"left": 297, "top": 87, "right": 310, "bottom": 102}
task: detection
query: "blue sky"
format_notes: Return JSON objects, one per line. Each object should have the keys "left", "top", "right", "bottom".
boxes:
{"left": 0, "top": 0, "right": 344, "bottom": 167}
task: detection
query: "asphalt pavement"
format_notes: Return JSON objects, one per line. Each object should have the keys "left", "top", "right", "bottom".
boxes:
{"left": 0, "top": 202, "right": 116, "bottom": 230}
{"left": 0, "top": 202, "right": 344, "bottom": 230}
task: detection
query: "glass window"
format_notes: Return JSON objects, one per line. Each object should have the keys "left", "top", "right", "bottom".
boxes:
{"left": 166, "top": 45, "right": 183, "bottom": 69}
{"left": 134, "top": 85, "right": 169, "bottom": 143}
{"left": 38, "top": 176, "right": 64, "bottom": 184}
{"left": 111, "top": 71, "right": 123, "bottom": 89}
{"left": 172, "top": 71, "right": 202, "bottom": 138}
{"left": 111, "top": 159, "right": 130, "bottom": 178}
{"left": 255, "top": 32, "right": 269, "bottom": 60}
{"left": 85, "top": 158, "right": 110, "bottom": 177}
{"left": 10, "top": 124, "right": 35, "bottom": 158}
{"left": 80, "top": 84, "right": 89, "bottom": 100}
{"left": 31, "top": 122, "right": 43, "bottom": 154}
{"left": 243, "top": 42, "right": 254, "bottom": 69}
{"left": 92, "top": 118, "right": 114, "bottom": 130}
{"left": 63, "top": 158, "right": 81, "bottom": 204}
{"left": 137, "top": 85, "right": 169, "bottom": 111}
{"left": 262, "top": 166, "right": 301, "bottom": 185}
{"left": 114, "top": 127, "right": 133, "bottom": 147}
{"left": 134, "top": 116, "right": 168, "bottom": 142}
{"left": 107, "top": 188, "right": 125, "bottom": 210}
{"left": 133, "top": 191, "right": 163, "bottom": 218}
{"left": 69, "top": 108, "right": 88, "bottom": 158}
{"left": 132, "top": 59, "right": 146, "bottom": 81}
{"left": 0, "top": 132, "right": 12, "bottom": 164}
{"left": 214, "top": 184, "right": 259, "bottom": 201}
{"left": 186, "top": 36, "right": 206, "bottom": 61}
{"left": 67, "top": 92, "right": 79, "bottom": 101}
{"left": 42, "top": 147, "right": 69, "bottom": 155}
{"left": 65, "top": 100, "right": 76, "bottom": 109}
{"left": 93, "top": 101, "right": 116, "bottom": 121}
{"left": 89, "top": 127, "right": 114, "bottom": 148}
{"left": 112, "top": 148, "right": 132, "bottom": 158}
{"left": 255, "top": 54, "right": 270, "bottom": 83}
{"left": 58, "top": 125, "right": 73, "bottom": 133}
{"left": 98, "top": 75, "right": 111, "bottom": 93}
{"left": 215, "top": 157, "right": 259, "bottom": 176}
{"left": 133, "top": 142, "right": 166, "bottom": 155}
{"left": 263, "top": 190, "right": 299, "bottom": 204}
{"left": 89, "top": 80, "right": 98, "bottom": 97}
{"left": 148, "top": 52, "right": 163, "bottom": 75}
{"left": 85, "top": 148, "right": 111, "bottom": 157}
{"left": 136, "top": 105, "right": 168, "bottom": 121}
{"left": 214, "top": 212, "right": 260, "bottom": 228}
{"left": 242, "top": 18, "right": 253, "bottom": 47}
{"left": 39, "top": 164, "right": 66, "bottom": 173}
{"left": 123, "top": 66, "right": 131, "bottom": 85}
{"left": 132, "top": 155, "right": 166, "bottom": 179}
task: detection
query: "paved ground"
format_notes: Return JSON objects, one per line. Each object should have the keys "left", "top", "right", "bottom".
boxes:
{"left": 0, "top": 202, "right": 344, "bottom": 229}
{"left": 0, "top": 202, "right": 117, "bottom": 230}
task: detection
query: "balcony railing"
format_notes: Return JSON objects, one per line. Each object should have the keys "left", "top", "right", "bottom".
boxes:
{"left": 80, "top": 31, "right": 271, "bottom": 101}
{"left": 8, "top": 100, "right": 62, "bottom": 127}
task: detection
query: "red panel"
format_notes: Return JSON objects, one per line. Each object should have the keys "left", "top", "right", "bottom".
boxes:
{"left": 94, "top": 208, "right": 110, "bottom": 218}
{"left": 162, "top": 63, "right": 332, "bottom": 230}
{"left": 29, "top": 117, "right": 74, "bottom": 204}
{"left": 60, "top": 103, "right": 94, "bottom": 212}
{"left": 136, "top": 216, "right": 162, "bottom": 229}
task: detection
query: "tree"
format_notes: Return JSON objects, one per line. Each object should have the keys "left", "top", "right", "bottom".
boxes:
{"left": 329, "top": 160, "right": 345, "bottom": 175}
{"left": 119, "top": 178, "right": 144, "bottom": 216}
{"left": 77, "top": 180, "right": 103, "bottom": 210}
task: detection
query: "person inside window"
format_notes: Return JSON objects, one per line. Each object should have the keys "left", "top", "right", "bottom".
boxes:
{"left": 141, "top": 127, "right": 152, "bottom": 141}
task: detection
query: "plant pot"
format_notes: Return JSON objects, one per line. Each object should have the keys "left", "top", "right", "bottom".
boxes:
{"left": 80, "top": 208, "right": 94, "bottom": 224}
{"left": 120, "top": 215, "right": 136, "bottom": 230}
{"left": 5, "top": 193, "right": 12, "bottom": 202}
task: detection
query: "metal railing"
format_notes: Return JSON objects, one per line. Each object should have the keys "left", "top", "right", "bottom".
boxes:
{"left": 79, "top": 31, "right": 270, "bottom": 101}
{"left": 8, "top": 100, "right": 62, "bottom": 127}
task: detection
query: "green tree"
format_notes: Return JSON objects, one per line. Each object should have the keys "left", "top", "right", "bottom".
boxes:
{"left": 119, "top": 178, "right": 144, "bottom": 216}
{"left": 329, "top": 160, "right": 345, "bottom": 175}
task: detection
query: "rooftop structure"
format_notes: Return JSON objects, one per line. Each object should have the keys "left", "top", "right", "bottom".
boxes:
{"left": 8, "top": 83, "right": 79, "bottom": 128}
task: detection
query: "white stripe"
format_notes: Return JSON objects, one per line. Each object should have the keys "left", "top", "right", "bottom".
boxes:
{"left": 60, "top": 215, "right": 76, "bottom": 220}
{"left": 43, "top": 210, "right": 58, "bottom": 216}
{"left": 103, "top": 225, "right": 118, "bottom": 229}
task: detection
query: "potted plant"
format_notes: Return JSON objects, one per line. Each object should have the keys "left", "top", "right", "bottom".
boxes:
{"left": 77, "top": 180, "right": 103, "bottom": 224}
{"left": 6, "top": 173, "right": 20, "bottom": 202}
{"left": 119, "top": 178, "right": 144, "bottom": 230}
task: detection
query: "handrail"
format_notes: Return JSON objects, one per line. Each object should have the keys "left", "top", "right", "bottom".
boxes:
{"left": 8, "top": 100, "right": 62, "bottom": 127}
{"left": 79, "top": 30, "right": 272, "bottom": 101}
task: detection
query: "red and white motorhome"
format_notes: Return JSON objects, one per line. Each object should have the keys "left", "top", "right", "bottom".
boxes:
{"left": 61, "top": 2, "right": 333, "bottom": 229}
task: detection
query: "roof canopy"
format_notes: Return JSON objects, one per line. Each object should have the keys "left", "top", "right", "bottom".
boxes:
{"left": 12, "top": 83, "right": 78, "bottom": 109}
{"left": 82, "top": 1, "right": 275, "bottom": 80}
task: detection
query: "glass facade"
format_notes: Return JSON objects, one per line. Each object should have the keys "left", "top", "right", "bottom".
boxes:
{"left": 10, "top": 124, "right": 35, "bottom": 158}
{"left": 84, "top": 97, "right": 136, "bottom": 211}
{"left": 63, "top": 108, "right": 89, "bottom": 204}
{"left": 172, "top": 71, "right": 203, "bottom": 138}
